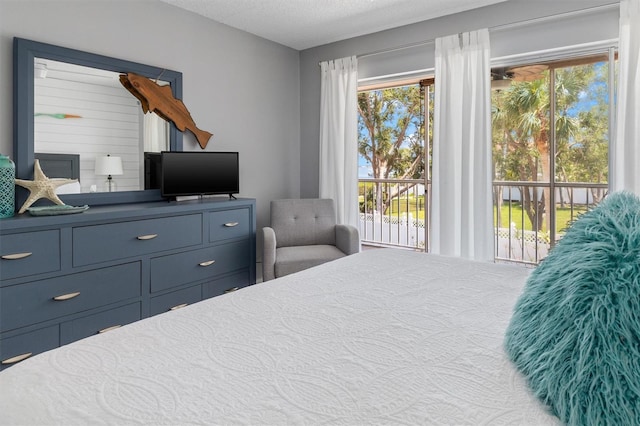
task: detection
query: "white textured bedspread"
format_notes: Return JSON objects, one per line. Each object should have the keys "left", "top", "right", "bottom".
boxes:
{"left": 0, "top": 249, "right": 559, "bottom": 425}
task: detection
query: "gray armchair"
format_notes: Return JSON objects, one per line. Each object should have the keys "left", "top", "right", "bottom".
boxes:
{"left": 262, "top": 199, "right": 360, "bottom": 282}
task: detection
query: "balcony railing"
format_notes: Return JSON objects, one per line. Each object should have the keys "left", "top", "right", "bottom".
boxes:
{"left": 493, "top": 181, "right": 607, "bottom": 264}
{"left": 359, "top": 177, "right": 607, "bottom": 264}
{"left": 359, "top": 178, "right": 429, "bottom": 250}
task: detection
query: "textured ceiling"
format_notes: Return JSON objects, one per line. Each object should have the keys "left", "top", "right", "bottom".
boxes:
{"left": 159, "top": 0, "right": 509, "bottom": 50}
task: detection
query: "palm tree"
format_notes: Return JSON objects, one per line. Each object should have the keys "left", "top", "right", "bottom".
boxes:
{"left": 492, "top": 67, "right": 586, "bottom": 232}
{"left": 493, "top": 76, "right": 549, "bottom": 231}
{"left": 554, "top": 63, "right": 608, "bottom": 205}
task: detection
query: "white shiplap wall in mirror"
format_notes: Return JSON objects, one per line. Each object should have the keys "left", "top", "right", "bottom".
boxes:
{"left": 33, "top": 58, "right": 168, "bottom": 193}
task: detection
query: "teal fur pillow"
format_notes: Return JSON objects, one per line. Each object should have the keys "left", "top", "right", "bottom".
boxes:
{"left": 505, "top": 191, "right": 640, "bottom": 425}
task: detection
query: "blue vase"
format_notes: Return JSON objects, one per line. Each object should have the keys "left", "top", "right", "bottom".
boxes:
{"left": 0, "top": 154, "right": 15, "bottom": 218}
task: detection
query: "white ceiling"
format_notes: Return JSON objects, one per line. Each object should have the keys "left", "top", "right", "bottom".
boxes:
{"left": 159, "top": 0, "right": 509, "bottom": 50}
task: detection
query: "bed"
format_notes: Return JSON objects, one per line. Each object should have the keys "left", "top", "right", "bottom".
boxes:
{"left": 34, "top": 153, "right": 80, "bottom": 180}
{"left": 0, "top": 249, "right": 559, "bottom": 425}
{"left": 34, "top": 152, "right": 82, "bottom": 194}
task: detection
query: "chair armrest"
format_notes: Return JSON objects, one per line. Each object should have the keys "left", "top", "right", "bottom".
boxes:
{"left": 335, "top": 224, "right": 360, "bottom": 255}
{"left": 262, "top": 227, "right": 277, "bottom": 282}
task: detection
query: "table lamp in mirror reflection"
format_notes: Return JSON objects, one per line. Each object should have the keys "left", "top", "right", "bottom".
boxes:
{"left": 95, "top": 155, "right": 123, "bottom": 192}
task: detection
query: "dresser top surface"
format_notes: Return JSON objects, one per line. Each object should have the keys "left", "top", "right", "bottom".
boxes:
{"left": 0, "top": 198, "right": 256, "bottom": 233}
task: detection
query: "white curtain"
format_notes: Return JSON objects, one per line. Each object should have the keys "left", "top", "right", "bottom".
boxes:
{"left": 612, "top": 0, "right": 640, "bottom": 194}
{"left": 431, "top": 29, "right": 493, "bottom": 261}
{"left": 319, "top": 56, "right": 359, "bottom": 227}
{"left": 144, "top": 112, "right": 169, "bottom": 153}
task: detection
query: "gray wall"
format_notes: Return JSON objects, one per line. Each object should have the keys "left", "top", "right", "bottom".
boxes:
{"left": 0, "top": 0, "right": 622, "bottom": 257}
{"left": 299, "top": 0, "right": 620, "bottom": 197}
{"left": 0, "top": 0, "right": 301, "bottom": 258}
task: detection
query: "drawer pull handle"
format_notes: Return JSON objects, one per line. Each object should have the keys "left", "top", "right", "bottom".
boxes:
{"left": 2, "top": 352, "right": 33, "bottom": 365}
{"left": 137, "top": 234, "right": 158, "bottom": 240}
{"left": 53, "top": 292, "right": 80, "bottom": 301}
{"left": 1, "top": 252, "right": 33, "bottom": 260}
{"left": 225, "top": 287, "right": 240, "bottom": 293}
{"left": 199, "top": 260, "right": 216, "bottom": 267}
{"left": 170, "top": 303, "right": 188, "bottom": 311}
{"left": 98, "top": 325, "right": 121, "bottom": 334}
{"left": 224, "top": 222, "right": 239, "bottom": 227}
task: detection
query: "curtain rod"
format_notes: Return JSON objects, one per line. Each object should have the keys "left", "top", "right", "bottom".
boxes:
{"left": 318, "top": 2, "right": 619, "bottom": 65}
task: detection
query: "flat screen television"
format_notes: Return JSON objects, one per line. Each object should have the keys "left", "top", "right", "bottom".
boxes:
{"left": 160, "top": 151, "right": 239, "bottom": 199}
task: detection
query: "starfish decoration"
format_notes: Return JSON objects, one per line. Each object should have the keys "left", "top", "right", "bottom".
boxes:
{"left": 14, "top": 159, "right": 78, "bottom": 214}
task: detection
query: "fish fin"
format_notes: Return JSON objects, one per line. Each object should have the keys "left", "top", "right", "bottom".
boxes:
{"left": 192, "top": 128, "right": 213, "bottom": 150}
{"left": 135, "top": 94, "right": 150, "bottom": 113}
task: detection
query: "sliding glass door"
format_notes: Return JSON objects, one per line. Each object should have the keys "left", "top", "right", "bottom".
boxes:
{"left": 492, "top": 51, "right": 615, "bottom": 263}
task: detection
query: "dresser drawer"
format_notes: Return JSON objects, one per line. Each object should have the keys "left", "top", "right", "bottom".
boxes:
{"left": 0, "top": 230, "right": 60, "bottom": 281}
{"left": 73, "top": 214, "right": 203, "bottom": 266}
{"left": 150, "top": 239, "right": 250, "bottom": 293}
{"left": 203, "top": 270, "right": 251, "bottom": 299}
{"left": 0, "top": 325, "right": 59, "bottom": 370}
{"left": 60, "top": 302, "right": 141, "bottom": 345}
{"left": 209, "top": 208, "right": 250, "bottom": 242}
{"left": 1, "top": 262, "right": 141, "bottom": 332}
{"left": 149, "top": 285, "right": 202, "bottom": 316}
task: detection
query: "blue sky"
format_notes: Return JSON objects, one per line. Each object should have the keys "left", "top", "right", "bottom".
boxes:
{"left": 357, "top": 94, "right": 420, "bottom": 178}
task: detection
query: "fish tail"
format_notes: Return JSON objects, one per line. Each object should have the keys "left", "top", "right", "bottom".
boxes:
{"left": 193, "top": 128, "right": 213, "bottom": 150}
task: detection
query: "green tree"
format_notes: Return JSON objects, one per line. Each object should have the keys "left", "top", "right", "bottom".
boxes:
{"left": 493, "top": 76, "right": 552, "bottom": 231}
{"left": 555, "top": 63, "right": 609, "bottom": 205}
{"left": 492, "top": 62, "right": 606, "bottom": 232}
{"left": 358, "top": 85, "right": 424, "bottom": 214}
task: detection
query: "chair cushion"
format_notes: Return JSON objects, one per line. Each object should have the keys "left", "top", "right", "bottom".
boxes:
{"left": 271, "top": 199, "right": 337, "bottom": 247}
{"left": 275, "top": 245, "right": 346, "bottom": 278}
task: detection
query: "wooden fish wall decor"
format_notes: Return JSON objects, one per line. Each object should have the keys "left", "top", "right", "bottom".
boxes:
{"left": 119, "top": 72, "right": 213, "bottom": 150}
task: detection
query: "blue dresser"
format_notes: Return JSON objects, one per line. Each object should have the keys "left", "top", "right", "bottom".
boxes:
{"left": 0, "top": 198, "right": 256, "bottom": 369}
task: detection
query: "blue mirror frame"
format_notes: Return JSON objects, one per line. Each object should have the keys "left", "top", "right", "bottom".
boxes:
{"left": 13, "top": 37, "right": 183, "bottom": 208}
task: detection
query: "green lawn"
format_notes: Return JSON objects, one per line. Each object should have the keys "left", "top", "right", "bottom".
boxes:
{"left": 384, "top": 195, "right": 426, "bottom": 220}
{"left": 361, "top": 193, "right": 588, "bottom": 233}
{"left": 494, "top": 201, "right": 588, "bottom": 233}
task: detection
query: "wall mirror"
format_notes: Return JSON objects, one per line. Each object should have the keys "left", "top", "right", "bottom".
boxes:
{"left": 13, "top": 37, "right": 183, "bottom": 208}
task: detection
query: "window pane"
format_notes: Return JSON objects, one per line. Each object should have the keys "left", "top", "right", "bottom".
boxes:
{"left": 357, "top": 85, "right": 424, "bottom": 180}
{"left": 492, "top": 68, "right": 550, "bottom": 183}
{"left": 553, "top": 60, "right": 610, "bottom": 236}
{"left": 492, "top": 53, "right": 614, "bottom": 264}
{"left": 554, "top": 61, "right": 609, "bottom": 185}
{"left": 357, "top": 82, "right": 429, "bottom": 250}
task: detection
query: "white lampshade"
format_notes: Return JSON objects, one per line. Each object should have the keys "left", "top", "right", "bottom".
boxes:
{"left": 95, "top": 155, "right": 123, "bottom": 176}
